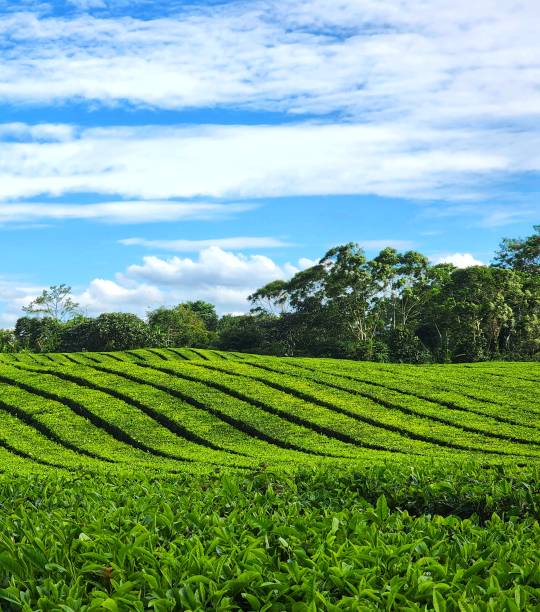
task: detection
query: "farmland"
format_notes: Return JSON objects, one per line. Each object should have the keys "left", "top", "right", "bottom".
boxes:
{"left": 0, "top": 350, "right": 539, "bottom": 609}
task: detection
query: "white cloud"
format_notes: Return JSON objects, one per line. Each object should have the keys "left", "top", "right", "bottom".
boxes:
{"left": 119, "top": 236, "right": 291, "bottom": 251}
{"left": 124, "top": 247, "right": 293, "bottom": 288}
{"left": 0, "top": 277, "right": 44, "bottom": 327}
{"left": 77, "top": 247, "right": 313, "bottom": 316}
{"left": 0, "top": 122, "right": 517, "bottom": 204}
{"left": 77, "top": 278, "right": 163, "bottom": 315}
{"left": 0, "top": 201, "right": 255, "bottom": 224}
{"left": 434, "top": 253, "right": 485, "bottom": 268}
{"left": 0, "top": 1, "right": 538, "bottom": 126}
{"left": 358, "top": 239, "right": 415, "bottom": 251}
{"left": 0, "top": 123, "right": 75, "bottom": 142}
{"left": 0, "top": 1, "right": 536, "bottom": 206}
{"left": 0, "top": 248, "right": 313, "bottom": 324}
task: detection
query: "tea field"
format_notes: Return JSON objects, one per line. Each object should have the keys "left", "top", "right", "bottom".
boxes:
{"left": 0, "top": 350, "right": 538, "bottom": 609}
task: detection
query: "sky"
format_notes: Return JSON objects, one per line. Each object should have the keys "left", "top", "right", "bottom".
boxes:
{"left": 0, "top": 0, "right": 538, "bottom": 326}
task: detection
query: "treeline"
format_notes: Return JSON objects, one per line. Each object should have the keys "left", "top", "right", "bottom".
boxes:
{"left": 0, "top": 226, "right": 538, "bottom": 363}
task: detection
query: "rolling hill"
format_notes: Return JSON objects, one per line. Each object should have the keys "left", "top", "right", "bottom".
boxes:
{"left": 0, "top": 349, "right": 538, "bottom": 474}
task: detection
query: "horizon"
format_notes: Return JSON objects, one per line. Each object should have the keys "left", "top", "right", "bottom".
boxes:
{"left": 0, "top": 0, "right": 539, "bottom": 327}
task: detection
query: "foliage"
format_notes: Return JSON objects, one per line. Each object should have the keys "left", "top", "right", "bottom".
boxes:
{"left": 14, "top": 316, "right": 63, "bottom": 353}
{"left": 70, "top": 313, "right": 155, "bottom": 352}
{"left": 0, "top": 329, "right": 16, "bottom": 353}
{"left": 0, "top": 349, "right": 538, "bottom": 608}
{"left": 183, "top": 300, "right": 219, "bottom": 331}
{"left": 22, "top": 284, "right": 80, "bottom": 321}
{"left": 0, "top": 349, "right": 538, "bottom": 473}
{"left": 241, "top": 228, "right": 539, "bottom": 362}
{"left": 0, "top": 465, "right": 539, "bottom": 610}
{"left": 148, "top": 305, "right": 211, "bottom": 347}
{"left": 493, "top": 225, "right": 540, "bottom": 274}
{"left": 387, "top": 328, "right": 432, "bottom": 363}
{"left": 216, "top": 314, "right": 283, "bottom": 354}
{"left": 8, "top": 226, "right": 540, "bottom": 362}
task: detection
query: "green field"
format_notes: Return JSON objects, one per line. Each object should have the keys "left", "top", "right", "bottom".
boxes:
{"left": 0, "top": 349, "right": 539, "bottom": 473}
{"left": 0, "top": 351, "right": 539, "bottom": 609}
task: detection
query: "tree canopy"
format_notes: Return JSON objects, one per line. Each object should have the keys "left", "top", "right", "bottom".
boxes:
{"left": 5, "top": 226, "right": 539, "bottom": 362}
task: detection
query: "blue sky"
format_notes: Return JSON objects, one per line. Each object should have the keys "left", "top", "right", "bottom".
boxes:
{"left": 0, "top": 0, "right": 538, "bottom": 325}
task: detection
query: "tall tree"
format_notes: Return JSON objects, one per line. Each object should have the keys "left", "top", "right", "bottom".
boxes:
{"left": 23, "top": 284, "right": 80, "bottom": 321}
{"left": 183, "top": 301, "right": 219, "bottom": 331}
{"left": 493, "top": 225, "right": 539, "bottom": 274}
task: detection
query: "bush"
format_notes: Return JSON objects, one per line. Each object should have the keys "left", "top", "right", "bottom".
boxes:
{"left": 387, "top": 329, "right": 432, "bottom": 364}
{"left": 62, "top": 312, "right": 155, "bottom": 352}
{"left": 0, "top": 329, "right": 17, "bottom": 353}
{"left": 14, "top": 316, "right": 63, "bottom": 353}
{"left": 148, "top": 305, "right": 211, "bottom": 348}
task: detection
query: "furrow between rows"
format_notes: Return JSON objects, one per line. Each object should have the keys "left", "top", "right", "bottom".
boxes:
{"left": 89, "top": 363, "right": 363, "bottom": 461}
{"left": 190, "top": 362, "right": 536, "bottom": 459}
{"left": 269, "top": 361, "right": 540, "bottom": 437}
{"left": 136, "top": 362, "right": 409, "bottom": 456}
{"left": 0, "top": 371, "right": 192, "bottom": 465}
{"left": 15, "top": 364, "right": 245, "bottom": 459}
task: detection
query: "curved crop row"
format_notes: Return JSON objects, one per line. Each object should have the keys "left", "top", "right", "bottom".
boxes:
{"left": 87, "top": 362, "right": 378, "bottom": 463}
{"left": 1, "top": 350, "right": 538, "bottom": 473}
{"left": 181, "top": 360, "right": 539, "bottom": 460}
{"left": 254, "top": 359, "right": 540, "bottom": 439}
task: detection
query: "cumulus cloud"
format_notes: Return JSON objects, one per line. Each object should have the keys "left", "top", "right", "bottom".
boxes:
{"left": 0, "top": 248, "right": 312, "bottom": 324}
{"left": 119, "top": 236, "right": 291, "bottom": 251}
{"left": 77, "top": 278, "right": 163, "bottom": 314}
{"left": 75, "top": 247, "right": 313, "bottom": 316}
{"left": 434, "top": 253, "right": 485, "bottom": 268}
{"left": 124, "top": 247, "right": 296, "bottom": 287}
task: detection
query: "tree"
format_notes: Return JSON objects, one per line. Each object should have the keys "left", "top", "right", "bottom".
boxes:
{"left": 249, "top": 280, "right": 291, "bottom": 315}
{"left": 148, "top": 305, "right": 211, "bottom": 347}
{"left": 370, "top": 248, "right": 430, "bottom": 331}
{"left": 216, "top": 314, "right": 281, "bottom": 354}
{"left": 420, "top": 266, "right": 527, "bottom": 362}
{"left": 14, "top": 316, "right": 63, "bottom": 353}
{"left": 183, "top": 301, "right": 219, "bottom": 332}
{"left": 493, "top": 225, "right": 539, "bottom": 274}
{"left": 59, "top": 315, "right": 94, "bottom": 352}
{"left": 0, "top": 329, "right": 17, "bottom": 353}
{"left": 71, "top": 313, "right": 154, "bottom": 352}
{"left": 23, "top": 284, "right": 80, "bottom": 321}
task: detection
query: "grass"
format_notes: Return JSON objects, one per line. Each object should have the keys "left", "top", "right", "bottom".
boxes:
{"left": 0, "top": 349, "right": 539, "bottom": 609}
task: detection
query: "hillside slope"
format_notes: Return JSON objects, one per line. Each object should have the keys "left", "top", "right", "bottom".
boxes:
{"left": 0, "top": 349, "right": 538, "bottom": 474}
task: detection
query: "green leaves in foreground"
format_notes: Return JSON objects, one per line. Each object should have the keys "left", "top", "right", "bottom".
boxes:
{"left": 0, "top": 467, "right": 538, "bottom": 610}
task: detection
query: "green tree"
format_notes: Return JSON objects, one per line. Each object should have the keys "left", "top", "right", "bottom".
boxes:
{"left": 0, "top": 329, "right": 17, "bottom": 353}
{"left": 183, "top": 301, "right": 219, "bottom": 331}
{"left": 148, "top": 305, "right": 211, "bottom": 347}
{"left": 422, "top": 266, "right": 529, "bottom": 362}
{"left": 216, "top": 314, "right": 281, "bottom": 354}
{"left": 249, "top": 280, "right": 291, "bottom": 315}
{"left": 22, "top": 284, "right": 80, "bottom": 321}
{"left": 74, "top": 313, "right": 154, "bottom": 352}
{"left": 14, "top": 316, "right": 63, "bottom": 353}
{"left": 493, "top": 225, "right": 539, "bottom": 274}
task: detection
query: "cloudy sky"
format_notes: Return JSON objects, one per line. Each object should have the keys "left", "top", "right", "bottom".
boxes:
{"left": 0, "top": 0, "right": 538, "bottom": 325}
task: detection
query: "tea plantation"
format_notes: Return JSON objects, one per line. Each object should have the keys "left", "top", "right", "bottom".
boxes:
{"left": 0, "top": 350, "right": 538, "bottom": 610}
